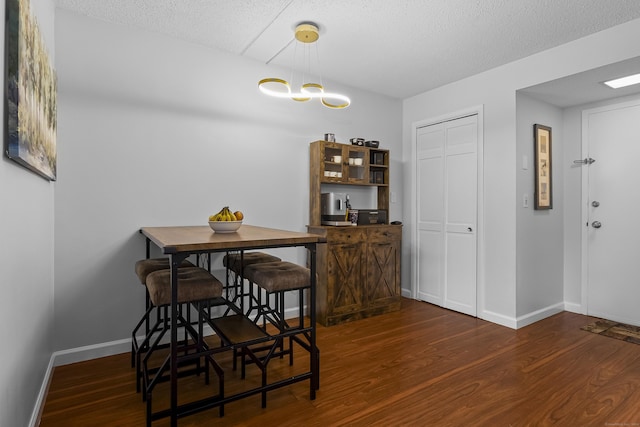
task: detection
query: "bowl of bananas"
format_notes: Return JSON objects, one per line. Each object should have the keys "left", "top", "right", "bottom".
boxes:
{"left": 208, "top": 206, "right": 244, "bottom": 233}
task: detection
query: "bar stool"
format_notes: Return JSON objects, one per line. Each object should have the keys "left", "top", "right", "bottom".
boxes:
{"left": 239, "top": 261, "right": 312, "bottom": 408}
{"left": 220, "top": 251, "right": 282, "bottom": 368}
{"left": 242, "top": 261, "right": 310, "bottom": 333}
{"left": 131, "top": 258, "right": 194, "bottom": 384}
{"left": 222, "top": 251, "right": 282, "bottom": 321}
{"left": 222, "top": 252, "right": 281, "bottom": 307}
{"left": 142, "top": 266, "right": 225, "bottom": 420}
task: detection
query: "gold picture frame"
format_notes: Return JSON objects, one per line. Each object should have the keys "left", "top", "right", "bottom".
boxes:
{"left": 534, "top": 124, "right": 552, "bottom": 210}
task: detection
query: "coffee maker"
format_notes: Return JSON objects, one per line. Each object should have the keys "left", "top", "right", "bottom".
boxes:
{"left": 321, "top": 192, "right": 352, "bottom": 226}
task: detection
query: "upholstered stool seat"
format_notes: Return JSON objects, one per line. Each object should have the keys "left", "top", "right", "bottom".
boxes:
{"left": 145, "top": 267, "right": 223, "bottom": 306}
{"left": 135, "top": 258, "right": 194, "bottom": 285}
{"left": 242, "top": 261, "right": 310, "bottom": 292}
{"left": 223, "top": 252, "right": 281, "bottom": 274}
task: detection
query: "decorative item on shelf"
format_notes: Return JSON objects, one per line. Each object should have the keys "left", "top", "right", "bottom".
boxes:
{"left": 324, "top": 133, "right": 335, "bottom": 142}
{"left": 350, "top": 138, "right": 364, "bottom": 146}
{"left": 372, "top": 152, "right": 385, "bottom": 165}
{"left": 370, "top": 170, "right": 384, "bottom": 184}
{"left": 365, "top": 140, "right": 380, "bottom": 148}
{"left": 258, "top": 22, "right": 350, "bottom": 109}
{"left": 348, "top": 209, "right": 359, "bottom": 225}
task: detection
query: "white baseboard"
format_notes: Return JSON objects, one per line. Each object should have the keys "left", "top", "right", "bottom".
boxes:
{"left": 479, "top": 309, "right": 518, "bottom": 329}
{"left": 29, "top": 355, "right": 55, "bottom": 427}
{"left": 53, "top": 338, "right": 132, "bottom": 367}
{"left": 563, "top": 301, "right": 583, "bottom": 314}
{"left": 515, "top": 303, "right": 564, "bottom": 329}
{"left": 479, "top": 303, "right": 564, "bottom": 330}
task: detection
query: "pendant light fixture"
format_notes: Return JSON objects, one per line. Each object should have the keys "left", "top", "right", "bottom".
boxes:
{"left": 258, "top": 22, "right": 351, "bottom": 109}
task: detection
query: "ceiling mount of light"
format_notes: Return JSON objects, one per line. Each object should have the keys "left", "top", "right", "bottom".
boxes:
{"left": 258, "top": 22, "right": 350, "bottom": 109}
{"left": 603, "top": 72, "right": 640, "bottom": 89}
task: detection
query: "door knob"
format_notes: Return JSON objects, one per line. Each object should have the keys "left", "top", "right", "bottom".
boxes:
{"left": 467, "top": 227, "right": 473, "bottom": 232}
{"left": 592, "top": 201, "right": 600, "bottom": 207}
{"left": 592, "top": 221, "right": 602, "bottom": 229}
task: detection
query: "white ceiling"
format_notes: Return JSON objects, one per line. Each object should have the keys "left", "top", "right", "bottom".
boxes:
{"left": 54, "top": 0, "right": 640, "bottom": 101}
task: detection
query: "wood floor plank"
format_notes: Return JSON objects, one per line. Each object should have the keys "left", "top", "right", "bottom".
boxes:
{"left": 40, "top": 299, "right": 640, "bottom": 426}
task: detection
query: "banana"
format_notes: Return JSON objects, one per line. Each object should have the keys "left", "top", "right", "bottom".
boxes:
{"left": 224, "top": 207, "right": 236, "bottom": 221}
{"left": 209, "top": 206, "right": 240, "bottom": 222}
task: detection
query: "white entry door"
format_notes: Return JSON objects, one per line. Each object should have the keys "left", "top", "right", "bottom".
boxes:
{"left": 416, "top": 115, "right": 478, "bottom": 316}
{"left": 584, "top": 99, "right": 640, "bottom": 326}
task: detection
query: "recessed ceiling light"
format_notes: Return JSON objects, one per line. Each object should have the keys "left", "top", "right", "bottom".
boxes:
{"left": 603, "top": 73, "right": 640, "bottom": 89}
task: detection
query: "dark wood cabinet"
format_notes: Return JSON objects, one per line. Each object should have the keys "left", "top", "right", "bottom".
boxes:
{"left": 308, "top": 224, "right": 401, "bottom": 326}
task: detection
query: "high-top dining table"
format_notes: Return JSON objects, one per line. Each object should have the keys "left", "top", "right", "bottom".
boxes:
{"left": 139, "top": 224, "right": 324, "bottom": 426}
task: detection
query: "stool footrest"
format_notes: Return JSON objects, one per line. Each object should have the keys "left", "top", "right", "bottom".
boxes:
{"left": 211, "top": 314, "right": 268, "bottom": 345}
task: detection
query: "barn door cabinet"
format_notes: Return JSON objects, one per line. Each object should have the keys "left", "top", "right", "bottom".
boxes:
{"left": 307, "top": 225, "right": 401, "bottom": 326}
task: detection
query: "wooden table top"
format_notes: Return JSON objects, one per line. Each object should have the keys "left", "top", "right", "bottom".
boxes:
{"left": 140, "top": 224, "right": 324, "bottom": 254}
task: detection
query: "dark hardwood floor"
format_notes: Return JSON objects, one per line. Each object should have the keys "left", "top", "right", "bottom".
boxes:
{"left": 40, "top": 298, "right": 640, "bottom": 426}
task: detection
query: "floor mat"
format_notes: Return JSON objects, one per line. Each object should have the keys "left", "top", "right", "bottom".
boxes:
{"left": 581, "top": 318, "right": 640, "bottom": 344}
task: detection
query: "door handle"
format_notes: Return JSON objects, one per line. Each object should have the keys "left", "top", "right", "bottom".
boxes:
{"left": 592, "top": 221, "right": 602, "bottom": 229}
{"left": 573, "top": 158, "right": 596, "bottom": 165}
{"left": 467, "top": 227, "right": 473, "bottom": 232}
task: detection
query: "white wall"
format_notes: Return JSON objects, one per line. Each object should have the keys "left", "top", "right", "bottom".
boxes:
{"left": 515, "top": 93, "right": 564, "bottom": 321}
{"left": 53, "top": 10, "right": 402, "bottom": 353}
{"left": 403, "top": 18, "right": 640, "bottom": 327}
{"left": 0, "top": 1, "right": 56, "bottom": 426}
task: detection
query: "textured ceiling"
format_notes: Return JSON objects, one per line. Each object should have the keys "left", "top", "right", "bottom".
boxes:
{"left": 54, "top": 0, "right": 640, "bottom": 99}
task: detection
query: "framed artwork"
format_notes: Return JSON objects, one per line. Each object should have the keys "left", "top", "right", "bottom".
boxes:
{"left": 534, "top": 124, "right": 552, "bottom": 210}
{"left": 4, "top": 0, "right": 57, "bottom": 180}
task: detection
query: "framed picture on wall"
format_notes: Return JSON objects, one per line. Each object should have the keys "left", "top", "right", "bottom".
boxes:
{"left": 534, "top": 124, "right": 552, "bottom": 210}
{"left": 4, "top": 0, "right": 57, "bottom": 181}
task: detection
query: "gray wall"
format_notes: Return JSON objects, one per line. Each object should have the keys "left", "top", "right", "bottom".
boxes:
{"left": 0, "top": 1, "right": 56, "bottom": 426}
{"left": 515, "top": 93, "right": 564, "bottom": 317}
{"left": 53, "top": 9, "right": 402, "bottom": 353}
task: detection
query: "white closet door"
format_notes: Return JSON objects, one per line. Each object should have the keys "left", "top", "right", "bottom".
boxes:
{"left": 417, "top": 115, "right": 478, "bottom": 316}
{"left": 416, "top": 123, "right": 445, "bottom": 305}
